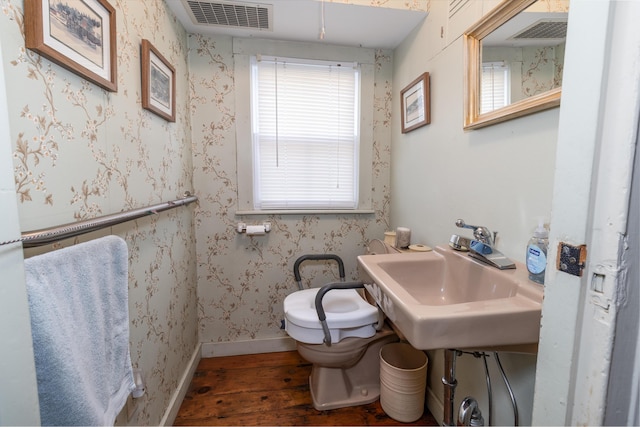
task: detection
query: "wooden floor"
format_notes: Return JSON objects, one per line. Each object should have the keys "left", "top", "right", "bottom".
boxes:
{"left": 174, "top": 351, "right": 438, "bottom": 426}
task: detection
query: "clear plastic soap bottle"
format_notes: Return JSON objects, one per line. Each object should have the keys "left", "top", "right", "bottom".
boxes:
{"left": 526, "top": 219, "right": 549, "bottom": 284}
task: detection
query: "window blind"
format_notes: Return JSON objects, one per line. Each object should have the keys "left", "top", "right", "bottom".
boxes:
{"left": 251, "top": 56, "right": 360, "bottom": 210}
{"left": 480, "top": 62, "right": 510, "bottom": 114}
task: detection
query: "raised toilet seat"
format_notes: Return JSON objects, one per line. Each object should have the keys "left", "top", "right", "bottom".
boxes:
{"left": 284, "top": 287, "right": 380, "bottom": 344}
{"left": 283, "top": 252, "right": 398, "bottom": 410}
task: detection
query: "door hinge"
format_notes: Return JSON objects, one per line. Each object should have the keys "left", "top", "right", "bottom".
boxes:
{"left": 557, "top": 242, "right": 587, "bottom": 276}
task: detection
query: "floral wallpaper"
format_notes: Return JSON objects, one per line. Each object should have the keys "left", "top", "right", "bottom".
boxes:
{"left": 522, "top": 0, "right": 568, "bottom": 96}
{"left": 484, "top": 43, "right": 565, "bottom": 104}
{"left": 0, "top": 0, "right": 564, "bottom": 424}
{"left": 182, "top": 0, "right": 417, "bottom": 348}
{"left": 1, "top": 0, "right": 413, "bottom": 423}
{"left": 188, "top": 34, "right": 395, "bottom": 345}
{"left": 1, "top": 0, "right": 197, "bottom": 425}
{"left": 520, "top": 44, "right": 564, "bottom": 97}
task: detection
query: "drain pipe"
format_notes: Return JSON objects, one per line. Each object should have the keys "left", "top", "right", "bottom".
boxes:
{"left": 443, "top": 350, "right": 518, "bottom": 426}
{"left": 442, "top": 349, "right": 458, "bottom": 426}
{"left": 459, "top": 397, "right": 485, "bottom": 426}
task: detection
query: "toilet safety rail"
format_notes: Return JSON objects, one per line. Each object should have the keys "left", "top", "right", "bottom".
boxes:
{"left": 315, "top": 281, "right": 366, "bottom": 346}
{"left": 293, "top": 254, "right": 371, "bottom": 345}
{"left": 293, "top": 254, "right": 345, "bottom": 290}
{"left": 293, "top": 253, "right": 349, "bottom": 345}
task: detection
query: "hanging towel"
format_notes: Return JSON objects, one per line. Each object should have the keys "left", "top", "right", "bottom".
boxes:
{"left": 24, "top": 235, "right": 136, "bottom": 426}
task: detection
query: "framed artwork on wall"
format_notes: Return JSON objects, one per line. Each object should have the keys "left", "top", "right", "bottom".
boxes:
{"left": 141, "top": 39, "right": 175, "bottom": 122}
{"left": 400, "top": 72, "right": 430, "bottom": 133}
{"left": 24, "top": 0, "right": 118, "bottom": 92}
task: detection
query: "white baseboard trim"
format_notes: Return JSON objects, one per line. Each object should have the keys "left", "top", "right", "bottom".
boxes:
{"left": 426, "top": 385, "right": 444, "bottom": 426}
{"left": 160, "top": 343, "right": 202, "bottom": 426}
{"left": 201, "top": 336, "right": 297, "bottom": 358}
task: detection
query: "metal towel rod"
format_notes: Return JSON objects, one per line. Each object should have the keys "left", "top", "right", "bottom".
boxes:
{"left": 0, "top": 191, "right": 198, "bottom": 248}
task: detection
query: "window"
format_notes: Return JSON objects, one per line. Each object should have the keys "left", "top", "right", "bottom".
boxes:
{"left": 234, "top": 39, "right": 375, "bottom": 214}
{"left": 480, "top": 61, "right": 510, "bottom": 114}
{"left": 250, "top": 56, "right": 360, "bottom": 210}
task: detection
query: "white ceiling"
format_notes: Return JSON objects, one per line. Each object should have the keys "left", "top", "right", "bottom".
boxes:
{"left": 165, "top": 0, "right": 427, "bottom": 49}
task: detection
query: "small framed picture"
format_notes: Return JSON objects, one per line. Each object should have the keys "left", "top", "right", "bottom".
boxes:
{"left": 141, "top": 39, "right": 175, "bottom": 122}
{"left": 25, "top": 0, "right": 117, "bottom": 92}
{"left": 400, "top": 72, "right": 430, "bottom": 133}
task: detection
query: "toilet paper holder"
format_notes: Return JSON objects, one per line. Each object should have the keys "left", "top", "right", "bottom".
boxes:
{"left": 237, "top": 222, "right": 272, "bottom": 234}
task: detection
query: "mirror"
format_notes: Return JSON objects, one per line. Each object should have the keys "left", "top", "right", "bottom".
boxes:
{"left": 463, "top": 0, "right": 569, "bottom": 130}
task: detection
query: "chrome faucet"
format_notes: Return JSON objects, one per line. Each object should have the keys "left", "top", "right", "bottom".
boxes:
{"left": 454, "top": 219, "right": 515, "bottom": 270}
{"left": 455, "top": 219, "right": 495, "bottom": 246}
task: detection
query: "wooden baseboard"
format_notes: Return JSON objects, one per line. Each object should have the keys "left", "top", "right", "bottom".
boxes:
{"left": 201, "top": 336, "right": 297, "bottom": 358}
{"left": 160, "top": 343, "right": 202, "bottom": 426}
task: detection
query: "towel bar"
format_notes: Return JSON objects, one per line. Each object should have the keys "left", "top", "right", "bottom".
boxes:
{"left": 0, "top": 191, "right": 198, "bottom": 248}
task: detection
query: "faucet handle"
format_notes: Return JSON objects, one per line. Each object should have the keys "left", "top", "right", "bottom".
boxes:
{"left": 455, "top": 219, "right": 469, "bottom": 229}
{"left": 455, "top": 219, "right": 494, "bottom": 246}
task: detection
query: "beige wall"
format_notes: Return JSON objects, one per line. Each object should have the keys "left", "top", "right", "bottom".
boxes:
{"left": 0, "top": 0, "right": 198, "bottom": 424}
{"left": 391, "top": 0, "right": 559, "bottom": 425}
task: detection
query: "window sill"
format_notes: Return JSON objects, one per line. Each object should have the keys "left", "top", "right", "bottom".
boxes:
{"left": 235, "top": 209, "right": 375, "bottom": 216}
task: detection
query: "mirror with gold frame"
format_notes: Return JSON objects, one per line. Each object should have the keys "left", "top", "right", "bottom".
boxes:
{"left": 463, "top": 0, "right": 569, "bottom": 130}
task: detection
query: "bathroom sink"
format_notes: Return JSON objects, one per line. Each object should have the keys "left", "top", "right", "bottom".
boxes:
{"left": 357, "top": 245, "right": 543, "bottom": 351}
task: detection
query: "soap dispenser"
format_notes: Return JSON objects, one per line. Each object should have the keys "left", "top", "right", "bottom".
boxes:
{"left": 526, "top": 219, "right": 549, "bottom": 284}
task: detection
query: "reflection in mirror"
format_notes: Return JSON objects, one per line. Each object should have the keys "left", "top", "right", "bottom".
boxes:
{"left": 464, "top": 0, "right": 569, "bottom": 130}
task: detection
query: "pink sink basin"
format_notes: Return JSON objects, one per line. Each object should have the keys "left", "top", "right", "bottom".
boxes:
{"left": 357, "top": 245, "right": 543, "bottom": 351}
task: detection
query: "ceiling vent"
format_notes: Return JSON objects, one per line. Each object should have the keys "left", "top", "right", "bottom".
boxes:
{"left": 512, "top": 19, "right": 567, "bottom": 40}
{"left": 182, "top": 0, "right": 273, "bottom": 31}
{"left": 449, "top": 0, "right": 471, "bottom": 19}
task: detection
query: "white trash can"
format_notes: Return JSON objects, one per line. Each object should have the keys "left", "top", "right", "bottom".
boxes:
{"left": 379, "top": 342, "right": 428, "bottom": 423}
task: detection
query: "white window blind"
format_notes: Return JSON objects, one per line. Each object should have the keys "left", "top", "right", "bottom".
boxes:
{"left": 251, "top": 56, "right": 360, "bottom": 210}
{"left": 480, "top": 62, "right": 510, "bottom": 114}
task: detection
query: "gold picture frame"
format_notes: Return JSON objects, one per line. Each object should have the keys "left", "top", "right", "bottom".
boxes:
{"left": 462, "top": 0, "right": 564, "bottom": 130}
{"left": 25, "top": 0, "right": 117, "bottom": 92}
{"left": 141, "top": 39, "right": 176, "bottom": 122}
{"left": 401, "top": 72, "right": 430, "bottom": 133}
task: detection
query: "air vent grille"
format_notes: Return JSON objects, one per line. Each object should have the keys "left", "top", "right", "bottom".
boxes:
{"left": 449, "top": 0, "right": 471, "bottom": 19}
{"left": 184, "top": 0, "right": 272, "bottom": 30}
{"left": 513, "top": 20, "right": 567, "bottom": 39}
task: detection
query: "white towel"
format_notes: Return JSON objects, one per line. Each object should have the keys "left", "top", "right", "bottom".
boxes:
{"left": 24, "top": 235, "right": 136, "bottom": 426}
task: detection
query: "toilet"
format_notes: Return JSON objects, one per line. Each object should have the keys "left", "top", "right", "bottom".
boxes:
{"left": 283, "top": 243, "right": 399, "bottom": 410}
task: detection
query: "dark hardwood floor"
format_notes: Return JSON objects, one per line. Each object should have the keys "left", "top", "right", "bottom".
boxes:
{"left": 174, "top": 350, "right": 438, "bottom": 426}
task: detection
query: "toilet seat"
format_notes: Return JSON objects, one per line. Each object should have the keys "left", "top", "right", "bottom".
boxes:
{"left": 284, "top": 288, "right": 379, "bottom": 344}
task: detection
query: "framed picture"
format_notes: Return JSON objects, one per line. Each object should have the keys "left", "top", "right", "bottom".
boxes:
{"left": 141, "top": 39, "right": 176, "bottom": 122}
{"left": 25, "top": 0, "right": 117, "bottom": 92}
{"left": 400, "top": 72, "right": 430, "bottom": 133}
